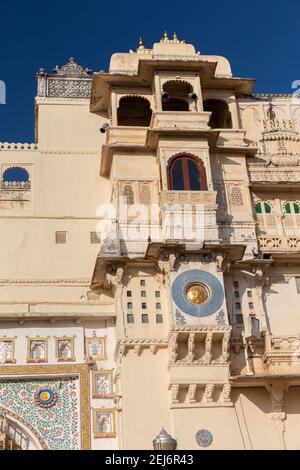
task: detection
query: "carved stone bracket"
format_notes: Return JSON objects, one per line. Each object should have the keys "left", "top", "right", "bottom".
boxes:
{"left": 214, "top": 254, "right": 231, "bottom": 273}
{"left": 106, "top": 265, "right": 124, "bottom": 289}
{"left": 187, "top": 384, "right": 197, "bottom": 404}
{"left": 205, "top": 333, "right": 213, "bottom": 365}
{"left": 169, "top": 383, "right": 233, "bottom": 407}
{"left": 265, "top": 382, "right": 289, "bottom": 450}
{"left": 171, "top": 384, "right": 180, "bottom": 404}
{"left": 266, "top": 383, "right": 289, "bottom": 413}
{"left": 116, "top": 338, "right": 169, "bottom": 362}
{"left": 221, "top": 384, "right": 232, "bottom": 403}
{"left": 203, "top": 384, "right": 214, "bottom": 403}
{"left": 158, "top": 252, "right": 178, "bottom": 276}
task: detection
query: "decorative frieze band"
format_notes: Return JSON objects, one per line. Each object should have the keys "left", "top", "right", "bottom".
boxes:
{"left": 0, "top": 279, "right": 91, "bottom": 285}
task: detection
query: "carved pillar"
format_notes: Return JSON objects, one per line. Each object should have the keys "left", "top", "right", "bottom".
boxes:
{"left": 159, "top": 252, "right": 177, "bottom": 329}
{"left": 36, "top": 69, "right": 47, "bottom": 97}
{"left": 106, "top": 266, "right": 125, "bottom": 337}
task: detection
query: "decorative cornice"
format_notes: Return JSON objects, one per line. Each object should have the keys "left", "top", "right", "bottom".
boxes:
{"left": 254, "top": 93, "right": 293, "bottom": 99}
{"left": 39, "top": 149, "right": 99, "bottom": 155}
{"left": 36, "top": 97, "right": 90, "bottom": 105}
{"left": 0, "top": 143, "right": 38, "bottom": 151}
{"left": 0, "top": 279, "right": 90, "bottom": 285}
{"left": 171, "top": 326, "right": 231, "bottom": 333}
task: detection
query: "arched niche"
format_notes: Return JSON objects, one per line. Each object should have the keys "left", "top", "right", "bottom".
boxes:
{"left": 117, "top": 96, "right": 152, "bottom": 127}
{"left": 162, "top": 80, "right": 193, "bottom": 112}
{"left": 203, "top": 99, "right": 233, "bottom": 129}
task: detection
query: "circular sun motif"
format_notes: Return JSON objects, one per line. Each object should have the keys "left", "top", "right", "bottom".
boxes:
{"left": 34, "top": 386, "right": 58, "bottom": 409}
{"left": 186, "top": 283, "right": 209, "bottom": 305}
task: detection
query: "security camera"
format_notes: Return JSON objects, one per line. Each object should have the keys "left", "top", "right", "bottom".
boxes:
{"left": 188, "top": 92, "right": 198, "bottom": 101}
{"left": 100, "top": 123, "right": 110, "bottom": 134}
{"left": 161, "top": 91, "right": 169, "bottom": 102}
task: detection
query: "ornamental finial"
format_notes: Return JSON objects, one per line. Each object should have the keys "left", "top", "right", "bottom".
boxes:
{"left": 163, "top": 31, "right": 168, "bottom": 40}
{"left": 139, "top": 36, "right": 144, "bottom": 48}
{"left": 173, "top": 32, "right": 178, "bottom": 40}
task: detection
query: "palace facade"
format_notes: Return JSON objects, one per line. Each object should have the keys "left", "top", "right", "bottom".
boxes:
{"left": 0, "top": 33, "right": 300, "bottom": 450}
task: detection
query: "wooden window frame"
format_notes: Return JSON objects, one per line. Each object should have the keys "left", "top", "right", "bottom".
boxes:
{"left": 168, "top": 155, "right": 208, "bottom": 191}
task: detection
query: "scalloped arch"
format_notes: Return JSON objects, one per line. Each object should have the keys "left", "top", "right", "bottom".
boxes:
{"left": 2, "top": 166, "right": 30, "bottom": 183}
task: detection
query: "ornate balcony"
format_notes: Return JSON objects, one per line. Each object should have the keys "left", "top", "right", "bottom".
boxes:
{"left": 151, "top": 111, "right": 211, "bottom": 131}
{"left": 160, "top": 191, "right": 218, "bottom": 244}
{"left": 104, "top": 126, "right": 148, "bottom": 147}
{"left": 263, "top": 334, "right": 300, "bottom": 375}
{"left": 258, "top": 236, "right": 300, "bottom": 252}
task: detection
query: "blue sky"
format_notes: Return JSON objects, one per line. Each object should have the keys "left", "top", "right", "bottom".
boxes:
{"left": 0, "top": 0, "right": 299, "bottom": 142}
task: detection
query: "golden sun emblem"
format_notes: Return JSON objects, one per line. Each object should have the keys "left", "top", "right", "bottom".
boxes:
{"left": 186, "top": 283, "right": 209, "bottom": 305}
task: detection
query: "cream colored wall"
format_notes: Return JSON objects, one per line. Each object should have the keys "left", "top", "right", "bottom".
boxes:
{"left": 265, "top": 276, "right": 300, "bottom": 336}
{"left": 0, "top": 320, "right": 113, "bottom": 366}
{"left": 119, "top": 349, "right": 171, "bottom": 450}
{"left": 111, "top": 152, "right": 158, "bottom": 182}
{"left": 122, "top": 271, "right": 170, "bottom": 339}
{"left": 172, "top": 407, "right": 244, "bottom": 450}
{"left": 233, "top": 387, "right": 300, "bottom": 450}
{"left": 37, "top": 100, "right": 105, "bottom": 152}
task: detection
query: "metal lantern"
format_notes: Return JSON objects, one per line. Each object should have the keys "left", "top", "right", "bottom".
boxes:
{"left": 153, "top": 428, "right": 177, "bottom": 450}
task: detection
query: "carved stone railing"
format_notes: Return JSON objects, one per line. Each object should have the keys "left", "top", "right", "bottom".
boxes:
{"left": 37, "top": 58, "right": 92, "bottom": 99}
{"left": 160, "top": 191, "right": 218, "bottom": 243}
{"left": 258, "top": 236, "right": 300, "bottom": 252}
{"left": 263, "top": 334, "right": 300, "bottom": 374}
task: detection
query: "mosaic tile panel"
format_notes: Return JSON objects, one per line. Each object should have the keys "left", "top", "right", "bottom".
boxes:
{"left": 0, "top": 377, "right": 80, "bottom": 450}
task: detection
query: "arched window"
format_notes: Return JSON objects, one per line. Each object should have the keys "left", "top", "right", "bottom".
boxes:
{"left": 285, "top": 203, "right": 300, "bottom": 215}
{"left": 162, "top": 81, "right": 192, "bottom": 112}
{"left": 203, "top": 99, "right": 233, "bottom": 129}
{"left": 284, "top": 202, "right": 300, "bottom": 232}
{"left": 3, "top": 167, "right": 29, "bottom": 184}
{"left": 254, "top": 201, "right": 275, "bottom": 233}
{"left": 255, "top": 202, "right": 271, "bottom": 214}
{"left": 117, "top": 96, "right": 152, "bottom": 127}
{"left": 168, "top": 155, "right": 208, "bottom": 191}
